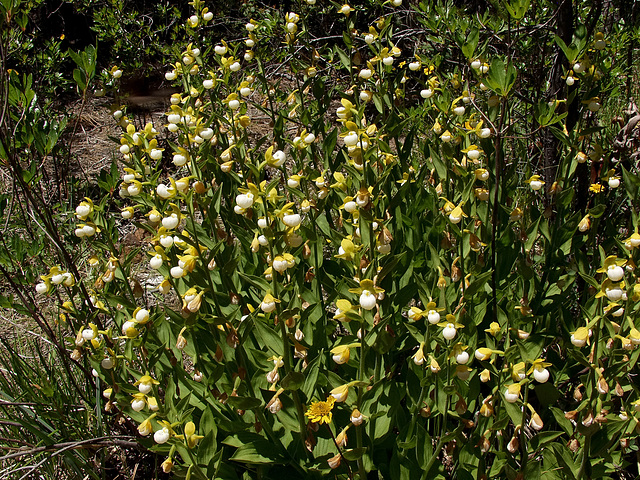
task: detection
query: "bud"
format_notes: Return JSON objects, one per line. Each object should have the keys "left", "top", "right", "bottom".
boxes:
{"left": 597, "top": 376, "right": 609, "bottom": 394}
{"left": 568, "top": 438, "right": 580, "bottom": 452}
{"left": 268, "top": 397, "right": 282, "bottom": 414}
{"left": 176, "top": 328, "right": 187, "bottom": 350}
{"left": 582, "top": 410, "right": 594, "bottom": 427}
{"left": 350, "top": 409, "right": 364, "bottom": 426}
{"left": 161, "top": 457, "right": 174, "bottom": 473}
{"left": 573, "top": 386, "right": 583, "bottom": 401}
{"left": 335, "top": 427, "right": 348, "bottom": 447}
{"left": 530, "top": 412, "right": 543, "bottom": 431}
{"left": 327, "top": 453, "right": 341, "bottom": 469}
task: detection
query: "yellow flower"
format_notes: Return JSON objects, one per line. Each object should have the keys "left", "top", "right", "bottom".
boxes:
{"left": 589, "top": 183, "right": 604, "bottom": 193}
{"left": 624, "top": 229, "right": 640, "bottom": 249}
{"left": 335, "top": 237, "right": 361, "bottom": 261}
{"left": 412, "top": 343, "right": 425, "bottom": 365}
{"left": 137, "top": 414, "right": 156, "bottom": 436}
{"left": 339, "top": 4, "right": 353, "bottom": 15}
{"left": 330, "top": 384, "right": 350, "bottom": 402}
{"left": 504, "top": 383, "right": 521, "bottom": 403}
{"left": 448, "top": 202, "right": 467, "bottom": 224}
{"left": 485, "top": 322, "right": 501, "bottom": 337}
{"left": 578, "top": 214, "right": 591, "bottom": 232}
{"left": 570, "top": 326, "right": 590, "bottom": 347}
{"left": 334, "top": 299, "right": 356, "bottom": 322}
{"left": 305, "top": 397, "right": 335, "bottom": 424}
{"left": 525, "top": 175, "right": 545, "bottom": 191}
{"left": 428, "top": 355, "right": 440, "bottom": 373}
{"left": 184, "top": 421, "right": 204, "bottom": 448}
{"left": 474, "top": 347, "right": 503, "bottom": 361}
{"left": 330, "top": 344, "right": 351, "bottom": 364}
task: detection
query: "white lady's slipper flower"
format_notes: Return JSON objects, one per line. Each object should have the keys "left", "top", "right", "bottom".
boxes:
{"left": 467, "top": 148, "right": 480, "bottom": 160}
{"left": 101, "top": 357, "right": 114, "bottom": 369}
{"left": 272, "top": 257, "right": 289, "bottom": 273}
{"left": 122, "top": 320, "right": 138, "bottom": 337}
{"left": 530, "top": 412, "right": 544, "bottom": 431}
{"left": 282, "top": 213, "right": 302, "bottom": 227}
{"left": 359, "top": 290, "right": 377, "bottom": 310}
{"left": 121, "top": 207, "right": 134, "bottom": 219}
{"left": 162, "top": 214, "right": 180, "bottom": 230}
{"left": 526, "top": 175, "right": 545, "bottom": 191}
{"left": 127, "top": 182, "right": 142, "bottom": 196}
{"left": 442, "top": 323, "right": 457, "bottom": 340}
{"left": 455, "top": 350, "right": 469, "bottom": 364}
{"left": 149, "top": 254, "right": 163, "bottom": 270}
{"left": 267, "top": 149, "right": 285, "bottom": 167}
{"left": 81, "top": 328, "right": 96, "bottom": 341}
{"left": 170, "top": 266, "right": 184, "bottom": 278}
{"left": 479, "top": 128, "right": 492, "bottom": 138}
{"left": 135, "top": 309, "right": 150, "bottom": 323}
{"left": 427, "top": 310, "right": 440, "bottom": 324}
{"left": 607, "top": 265, "right": 625, "bottom": 282}
{"left": 420, "top": 88, "right": 433, "bottom": 99}
{"left": 571, "top": 327, "right": 589, "bottom": 347}
{"left": 453, "top": 106, "right": 465, "bottom": 116}
{"left": 261, "top": 293, "right": 278, "bottom": 313}
{"left": 131, "top": 395, "right": 146, "bottom": 412}
{"left": 159, "top": 235, "right": 173, "bottom": 248}
{"left": 504, "top": 384, "right": 521, "bottom": 403}
{"left": 214, "top": 45, "right": 227, "bottom": 55}
{"left": 344, "top": 201, "right": 357, "bottom": 213}
{"left": 154, "top": 427, "right": 171, "bottom": 444}
{"left": 36, "top": 282, "right": 48, "bottom": 294}
{"left": 359, "top": 69, "right": 372, "bottom": 80}
{"left": 331, "top": 345, "right": 350, "bottom": 364}
{"left": 167, "top": 113, "right": 181, "bottom": 124}
{"left": 343, "top": 132, "right": 359, "bottom": 146}
{"left": 606, "top": 286, "right": 624, "bottom": 301}
{"left": 138, "top": 418, "right": 153, "bottom": 436}
{"left": 339, "top": 4, "right": 353, "bottom": 15}
{"left": 533, "top": 368, "right": 550, "bottom": 383}
{"left": 75, "top": 201, "right": 93, "bottom": 220}
{"left": 471, "top": 59, "right": 482, "bottom": 70}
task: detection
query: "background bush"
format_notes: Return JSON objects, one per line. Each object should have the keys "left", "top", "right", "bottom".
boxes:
{"left": 1, "top": 0, "right": 640, "bottom": 479}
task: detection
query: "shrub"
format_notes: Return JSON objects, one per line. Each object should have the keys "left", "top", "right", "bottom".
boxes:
{"left": 3, "top": 0, "right": 640, "bottom": 478}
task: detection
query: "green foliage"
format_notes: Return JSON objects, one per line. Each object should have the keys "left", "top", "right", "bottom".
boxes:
{"left": 2, "top": 0, "right": 640, "bottom": 478}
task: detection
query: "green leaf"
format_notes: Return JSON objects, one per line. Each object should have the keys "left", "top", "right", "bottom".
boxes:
{"left": 550, "top": 407, "right": 574, "bottom": 436}
{"left": 281, "top": 371, "right": 305, "bottom": 391}
{"left": 227, "top": 396, "right": 262, "bottom": 410}
{"left": 343, "top": 447, "right": 367, "bottom": 461}
{"left": 485, "top": 58, "right": 518, "bottom": 96}
{"left": 554, "top": 35, "right": 578, "bottom": 64}
{"left": 504, "top": 0, "right": 530, "bottom": 20}
{"left": 229, "top": 440, "right": 285, "bottom": 464}
{"left": 251, "top": 318, "right": 283, "bottom": 357}
{"left": 459, "top": 27, "right": 479, "bottom": 60}
{"left": 588, "top": 204, "right": 606, "bottom": 219}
